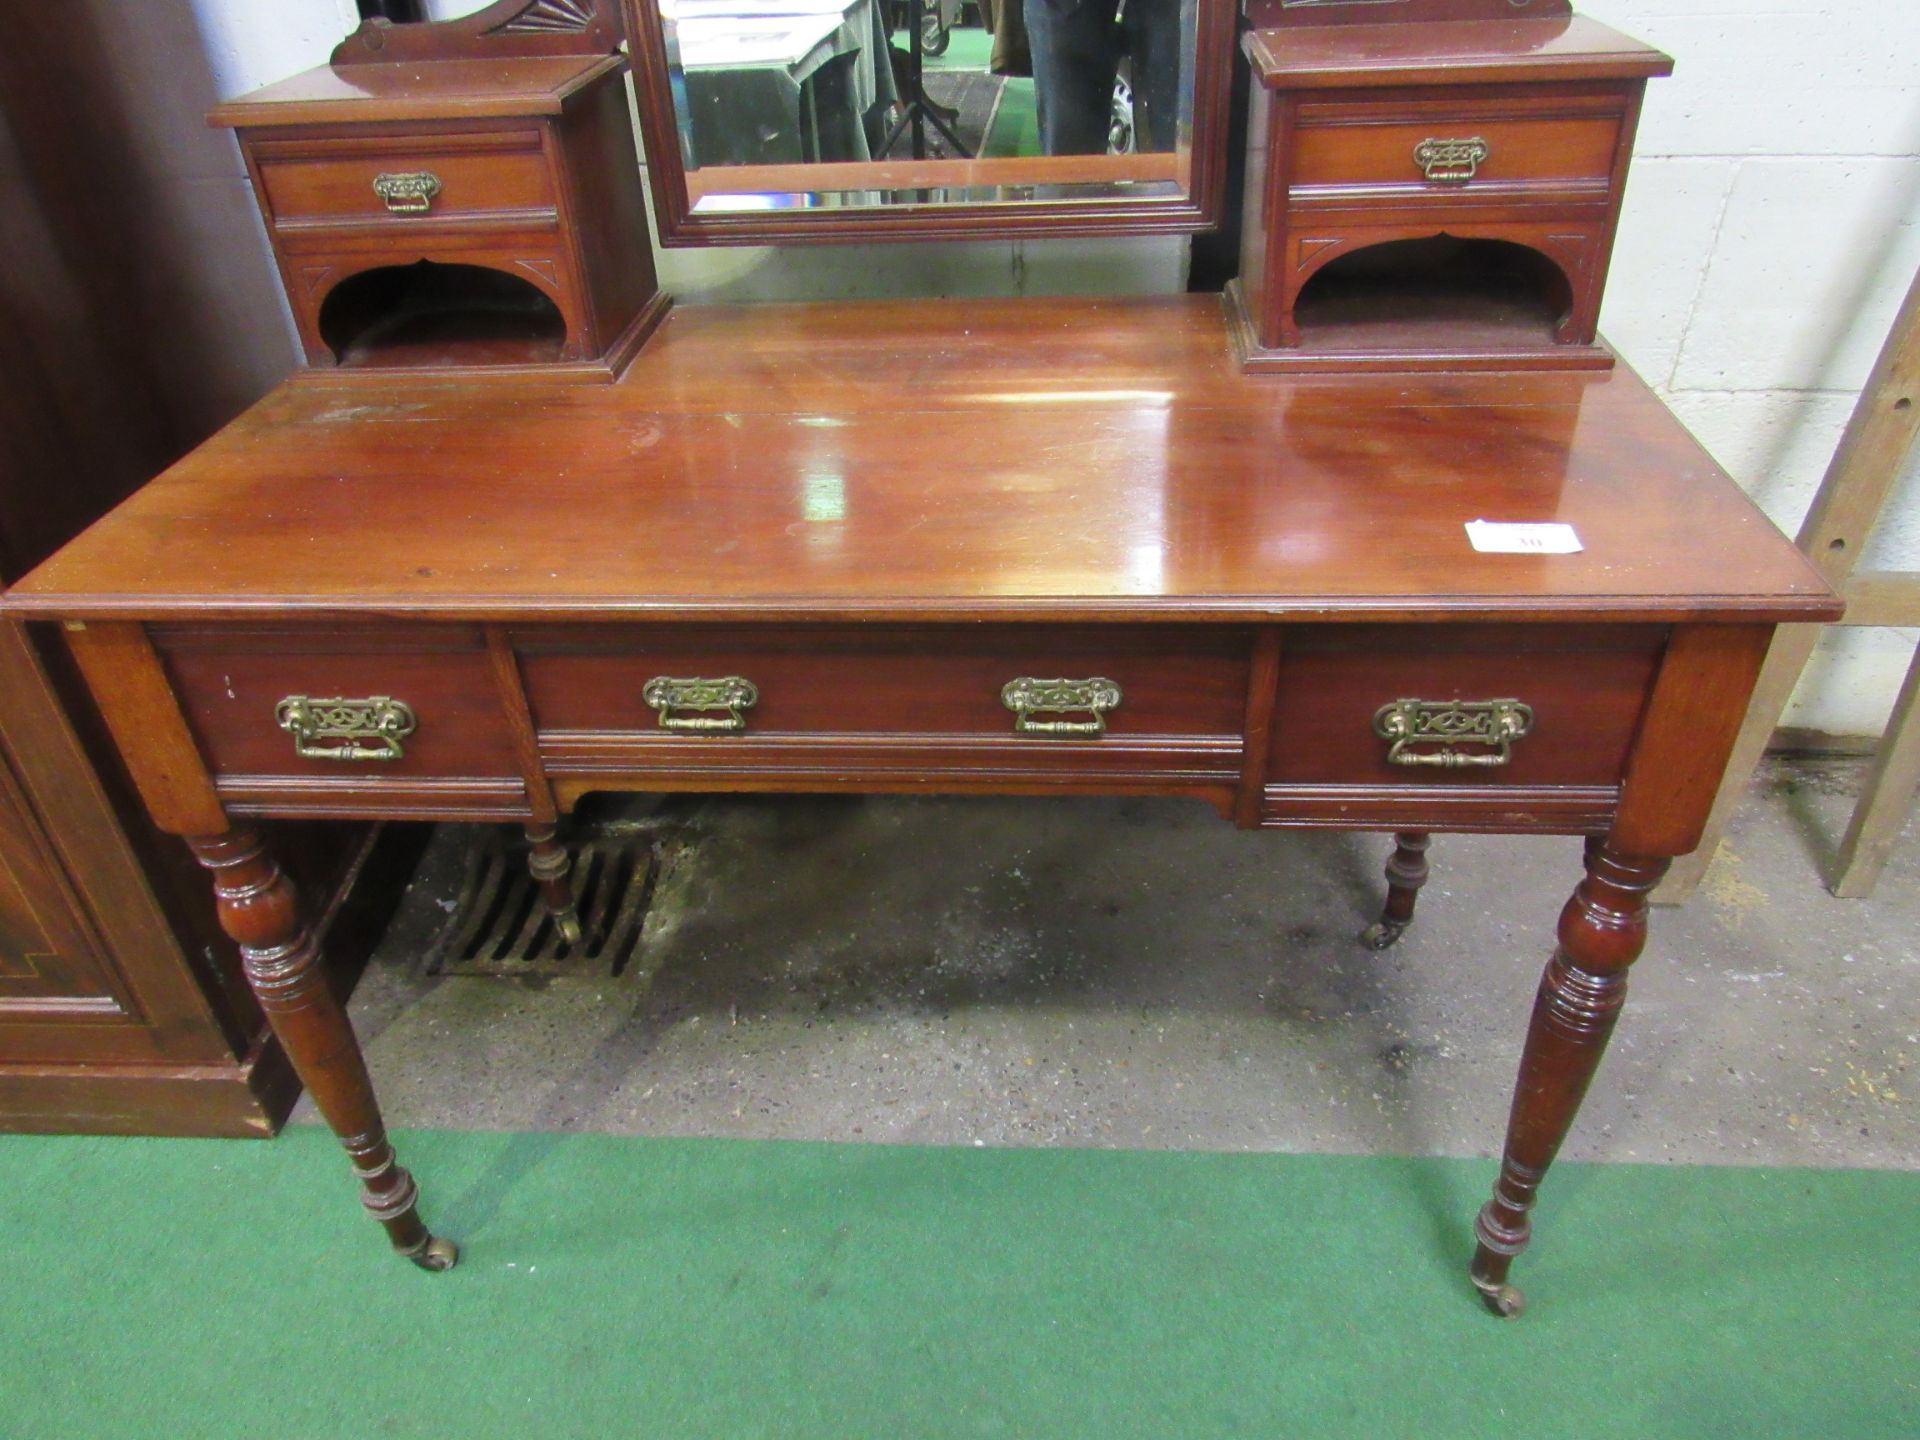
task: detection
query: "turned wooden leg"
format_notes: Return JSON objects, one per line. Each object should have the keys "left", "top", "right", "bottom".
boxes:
{"left": 189, "top": 827, "right": 456, "bottom": 1272}
{"left": 1470, "top": 836, "right": 1667, "bottom": 1317}
{"left": 1360, "top": 831, "right": 1431, "bottom": 950}
{"left": 524, "top": 823, "right": 583, "bottom": 946}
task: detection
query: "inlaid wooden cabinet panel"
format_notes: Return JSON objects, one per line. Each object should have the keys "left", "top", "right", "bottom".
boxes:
{"left": 0, "top": 622, "right": 230, "bottom": 1072}
{"left": 0, "top": 745, "right": 120, "bottom": 1006}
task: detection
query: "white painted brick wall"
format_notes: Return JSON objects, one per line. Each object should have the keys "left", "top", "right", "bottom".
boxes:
{"left": 189, "top": 0, "right": 363, "bottom": 97}
{"left": 1587, "top": 0, "right": 1920, "bottom": 736}
{"left": 195, "top": 0, "right": 1920, "bottom": 735}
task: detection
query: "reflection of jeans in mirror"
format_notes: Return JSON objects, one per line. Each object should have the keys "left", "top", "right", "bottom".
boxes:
{"left": 1026, "top": 0, "right": 1179, "bottom": 155}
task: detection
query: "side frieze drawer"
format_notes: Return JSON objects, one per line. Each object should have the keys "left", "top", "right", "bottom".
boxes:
{"left": 1268, "top": 625, "right": 1666, "bottom": 789}
{"left": 154, "top": 627, "right": 519, "bottom": 780}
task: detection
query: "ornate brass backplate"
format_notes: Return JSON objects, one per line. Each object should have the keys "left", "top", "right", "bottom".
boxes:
{"left": 642, "top": 675, "right": 759, "bottom": 733}
{"left": 276, "top": 696, "right": 417, "bottom": 762}
{"left": 1372, "top": 698, "right": 1533, "bottom": 767}
{"left": 1413, "top": 137, "right": 1490, "bottom": 183}
{"left": 1001, "top": 677, "right": 1123, "bottom": 738}
{"left": 372, "top": 171, "right": 442, "bottom": 213}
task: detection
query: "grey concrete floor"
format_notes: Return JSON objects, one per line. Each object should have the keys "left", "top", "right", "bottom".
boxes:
{"left": 316, "top": 756, "right": 1919, "bottom": 1170}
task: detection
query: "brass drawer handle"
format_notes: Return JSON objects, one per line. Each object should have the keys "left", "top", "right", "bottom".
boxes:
{"left": 1413, "top": 137, "right": 1489, "bottom": 184}
{"left": 276, "top": 695, "right": 416, "bottom": 763}
{"left": 1373, "top": 698, "right": 1533, "bottom": 768}
{"left": 372, "top": 171, "right": 442, "bottom": 214}
{"left": 1002, "top": 676, "right": 1122, "bottom": 738}
{"left": 643, "top": 675, "right": 758, "bottom": 734}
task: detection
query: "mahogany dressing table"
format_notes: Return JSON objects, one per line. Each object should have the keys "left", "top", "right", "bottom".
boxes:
{"left": 3, "top": 296, "right": 1839, "bottom": 1314}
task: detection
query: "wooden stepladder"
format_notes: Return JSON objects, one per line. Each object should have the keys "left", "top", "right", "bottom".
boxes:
{"left": 1659, "top": 266, "right": 1920, "bottom": 903}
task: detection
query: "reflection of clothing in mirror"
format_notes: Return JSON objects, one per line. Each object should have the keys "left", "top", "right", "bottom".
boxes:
{"left": 1025, "top": 0, "right": 1178, "bottom": 156}
{"left": 976, "top": 0, "right": 1033, "bottom": 78}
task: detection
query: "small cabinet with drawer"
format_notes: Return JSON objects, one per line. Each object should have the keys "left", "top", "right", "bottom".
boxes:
{"left": 213, "top": 48, "right": 667, "bottom": 382}
{"left": 1227, "top": 1, "right": 1671, "bottom": 373}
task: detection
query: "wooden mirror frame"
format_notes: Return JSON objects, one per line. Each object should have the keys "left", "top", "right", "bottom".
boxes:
{"left": 624, "top": 0, "right": 1238, "bottom": 245}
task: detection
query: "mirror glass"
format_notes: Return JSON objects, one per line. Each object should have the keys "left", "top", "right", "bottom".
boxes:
{"left": 625, "top": 0, "right": 1233, "bottom": 242}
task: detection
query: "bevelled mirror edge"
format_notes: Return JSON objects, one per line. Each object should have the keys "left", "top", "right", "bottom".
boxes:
{"left": 623, "top": 0, "right": 1238, "bottom": 246}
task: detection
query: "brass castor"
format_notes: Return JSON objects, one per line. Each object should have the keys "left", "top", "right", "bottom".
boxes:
{"left": 556, "top": 910, "right": 584, "bottom": 947}
{"left": 406, "top": 1235, "right": 460, "bottom": 1272}
{"left": 1473, "top": 1279, "right": 1524, "bottom": 1318}
{"left": 1359, "top": 919, "right": 1410, "bottom": 951}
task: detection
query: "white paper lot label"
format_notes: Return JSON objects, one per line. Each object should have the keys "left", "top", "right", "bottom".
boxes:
{"left": 1465, "top": 521, "right": 1583, "bottom": 555}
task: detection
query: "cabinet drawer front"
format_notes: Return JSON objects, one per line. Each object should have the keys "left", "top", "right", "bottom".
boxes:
{"left": 1266, "top": 625, "right": 1663, "bottom": 789}
{"left": 1290, "top": 94, "right": 1623, "bottom": 200}
{"left": 516, "top": 626, "right": 1250, "bottom": 780}
{"left": 157, "top": 628, "right": 519, "bottom": 782}
{"left": 253, "top": 131, "right": 554, "bottom": 228}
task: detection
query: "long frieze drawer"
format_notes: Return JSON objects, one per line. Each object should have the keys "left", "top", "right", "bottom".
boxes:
{"left": 154, "top": 626, "right": 520, "bottom": 782}
{"left": 250, "top": 130, "right": 555, "bottom": 228}
{"left": 1266, "top": 625, "right": 1666, "bottom": 791}
{"left": 1289, "top": 92, "right": 1625, "bottom": 201}
{"left": 513, "top": 625, "right": 1251, "bottom": 774}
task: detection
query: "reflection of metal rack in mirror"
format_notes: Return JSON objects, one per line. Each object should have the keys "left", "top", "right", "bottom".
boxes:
{"left": 626, "top": 0, "right": 1234, "bottom": 244}
{"left": 878, "top": 0, "right": 972, "bottom": 161}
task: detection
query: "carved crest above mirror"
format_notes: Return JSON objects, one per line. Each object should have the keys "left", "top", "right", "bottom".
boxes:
{"left": 624, "top": 0, "right": 1236, "bottom": 244}
{"left": 332, "top": 0, "right": 627, "bottom": 62}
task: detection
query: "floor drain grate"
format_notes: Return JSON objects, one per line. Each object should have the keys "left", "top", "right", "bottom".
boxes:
{"left": 427, "top": 828, "right": 657, "bottom": 977}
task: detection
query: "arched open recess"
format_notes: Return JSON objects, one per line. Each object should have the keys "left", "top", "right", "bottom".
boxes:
{"left": 316, "top": 260, "right": 570, "bottom": 371}
{"left": 1292, "top": 236, "right": 1577, "bottom": 351}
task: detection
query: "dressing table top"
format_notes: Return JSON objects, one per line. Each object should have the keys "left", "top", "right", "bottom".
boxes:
{"left": 1244, "top": 16, "right": 1672, "bottom": 88}
{"left": 4, "top": 296, "right": 1832, "bottom": 626}
{"left": 207, "top": 54, "right": 623, "bottom": 127}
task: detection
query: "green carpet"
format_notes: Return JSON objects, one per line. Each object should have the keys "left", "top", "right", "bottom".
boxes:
{"left": 923, "top": 24, "right": 1037, "bottom": 158}
{"left": 984, "top": 78, "right": 1038, "bottom": 161}
{"left": 2, "top": 1129, "right": 1914, "bottom": 1439}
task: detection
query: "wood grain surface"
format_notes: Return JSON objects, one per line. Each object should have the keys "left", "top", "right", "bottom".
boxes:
{"left": 2, "top": 297, "right": 1835, "bottom": 625}
{"left": 1245, "top": 17, "right": 1670, "bottom": 88}
{"left": 209, "top": 56, "right": 623, "bottom": 128}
